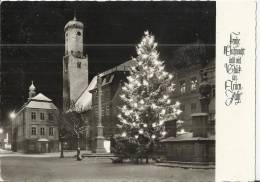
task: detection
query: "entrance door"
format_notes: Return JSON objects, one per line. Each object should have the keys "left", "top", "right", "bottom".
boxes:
{"left": 40, "top": 143, "right": 47, "bottom": 153}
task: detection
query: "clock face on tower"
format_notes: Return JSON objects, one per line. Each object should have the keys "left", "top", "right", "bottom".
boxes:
{"left": 77, "top": 31, "right": 81, "bottom": 36}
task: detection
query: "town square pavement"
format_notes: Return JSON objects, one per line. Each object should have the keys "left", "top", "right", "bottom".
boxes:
{"left": 0, "top": 149, "right": 214, "bottom": 182}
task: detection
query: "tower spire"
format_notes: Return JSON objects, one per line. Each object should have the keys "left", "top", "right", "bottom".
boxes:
{"left": 29, "top": 80, "right": 36, "bottom": 99}
{"left": 73, "top": 9, "right": 77, "bottom": 21}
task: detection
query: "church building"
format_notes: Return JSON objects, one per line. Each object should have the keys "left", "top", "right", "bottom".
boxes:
{"left": 63, "top": 17, "right": 215, "bottom": 155}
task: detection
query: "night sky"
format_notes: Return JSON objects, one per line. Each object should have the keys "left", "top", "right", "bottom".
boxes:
{"left": 0, "top": 1, "right": 215, "bottom": 125}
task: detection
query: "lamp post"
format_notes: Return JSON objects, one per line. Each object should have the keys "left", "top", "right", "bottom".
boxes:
{"left": 0, "top": 128, "right": 3, "bottom": 149}
{"left": 9, "top": 111, "right": 16, "bottom": 151}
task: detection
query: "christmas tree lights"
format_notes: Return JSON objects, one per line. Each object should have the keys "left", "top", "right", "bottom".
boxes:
{"left": 117, "top": 31, "right": 182, "bottom": 141}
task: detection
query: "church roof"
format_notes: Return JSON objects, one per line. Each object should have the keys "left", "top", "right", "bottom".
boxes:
{"left": 75, "top": 59, "right": 135, "bottom": 112}
{"left": 75, "top": 76, "right": 97, "bottom": 111}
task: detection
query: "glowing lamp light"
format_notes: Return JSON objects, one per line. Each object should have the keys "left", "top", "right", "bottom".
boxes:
{"left": 176, "top": 101, "right": 181, "bottom": 107}
{"left": 167, "top": 99, "right": 171, "bottom": 104}
{"left": 163, "top": 95, "right": 168, "bottom": 100}
{"left": 143, "top": 80, "right": 149, "bottom": 86}
{"left": 151, "top": 134, "right": 156, "bottom": 139}
{"left": 135, "top": 135, "right": 139, "bottom": 139}
{"left": 160, "top": 109, "right": 166, "bottom": 115}
{"left": 9, "top": 111, "right": 16, "bottom": 120}
{"left": 143, "top": 123, "right": 147, "bottom": 128}
{"left": 152, "top": 123, "right": 157, "bottom": 128}
{"left": 121, "top": 119, "right": 128, "bottom": 124}
{"left": 0, "top": 128, "right": 3, "bottom": 134}
{"left": 176, "top": 109, "right": 182, "bottom": 115}
{"left": 138, "top": 129, "right": 144, "bottom": 134}
{"left": 140, "top": 100, "right": 144, "bottom": 104}
{"left": 151, "top": 103, "right": 156, "bottom": 109}
{"left": 133, "top": 122, "right": 136, "bottom": 127}
{"left": 161, "top": 131, "right": 167, "bottom": 136}
{"left": 121, "top": 132, "right": 127, "bottom": 137}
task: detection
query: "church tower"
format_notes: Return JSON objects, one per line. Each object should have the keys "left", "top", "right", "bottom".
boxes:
{"left": 63, "top": 16, "right": 88, "bottom": 110}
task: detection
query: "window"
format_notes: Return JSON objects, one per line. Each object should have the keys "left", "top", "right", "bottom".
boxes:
{"left": 77, "top": 31, "right": 81, "bottom": 36}
{"left": 40, "top": 113, "right": 45, "bottom": 120}
{"left": 31, "top": 112, "right": 36, "bottom": 120}
{"left": 180, "top": 81, "right": 186, "bottom": 93}
{"left": 31, "top": 127, "right": 36, "bottom": 135}
{"left": 48, "top": 113, "right": 54, "bottom": 121}
{"left": 49, "top": 127, "right": 54, "bottom": 136}
{"left": 212, "top": 86, "right": 215, "bottom": 97}
{"left": 77, "top": 62, "right": 81, "bottom": 68}
{"left": 191, "top": 103, "right": 197, "bottom": 112}
{"left": 180, "top": 104, "right": 185, "bottom": 112}
{"left": 190, "top": 77, "right": 198, "bottom": 91}
{"left": 40, "top": 128, "right": 45, "bottom": 135}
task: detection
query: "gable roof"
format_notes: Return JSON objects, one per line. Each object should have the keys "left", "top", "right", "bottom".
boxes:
{"left": 75, "top": 59, "right": 135, "bottom": 112}
{"left": 31, "top": 93, "right": 52, "bottom": 102}
{"left": 26, "top": 93, "right": 57, "bottom": 110}
{"left": 75, "top": 76, "right": 97, "bottom": 111}
{"left": 15, "top": 93, "right": 58, "bottom": 116}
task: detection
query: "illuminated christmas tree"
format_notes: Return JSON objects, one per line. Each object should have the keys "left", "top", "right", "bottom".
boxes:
{"left": 115, "top": 31, "right": 182, "bottom": 162}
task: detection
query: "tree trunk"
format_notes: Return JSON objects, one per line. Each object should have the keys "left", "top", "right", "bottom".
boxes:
{"left": 76, "top": 134, "right": 81, "bottom": 161}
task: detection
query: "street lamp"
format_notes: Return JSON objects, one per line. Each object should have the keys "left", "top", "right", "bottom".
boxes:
{"left": 9, "top": 111, "right": 16, "bottom": 120}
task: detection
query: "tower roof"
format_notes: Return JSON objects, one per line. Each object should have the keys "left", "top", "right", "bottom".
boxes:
{"left": 29, "top": 81, "right": 36, "bottom": 91}
{"left": 64, "top": 16, "right": 84, "bottom": 31}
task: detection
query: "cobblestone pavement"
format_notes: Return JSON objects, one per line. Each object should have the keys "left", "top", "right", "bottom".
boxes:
{"left": 1, "top": 156, "right": 215, "bottom": 182}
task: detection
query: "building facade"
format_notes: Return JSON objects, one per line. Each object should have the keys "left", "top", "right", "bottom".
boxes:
{"left": 171, "top": 60, "right": 215, "bottom": 132}
{"left": 11, "top": 82, "right": 59, "bottom": 153}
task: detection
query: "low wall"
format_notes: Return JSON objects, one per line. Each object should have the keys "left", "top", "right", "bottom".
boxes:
{"left": 162, "top": 140, "right": 215, "bottom": 163}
